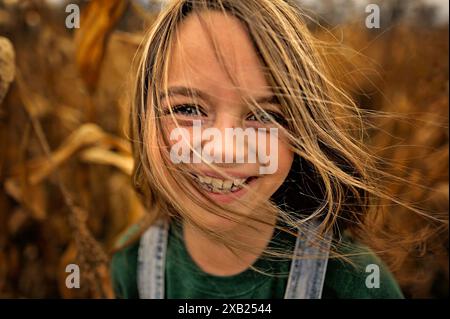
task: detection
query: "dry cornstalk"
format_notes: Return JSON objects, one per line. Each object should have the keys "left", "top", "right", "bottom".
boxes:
{"left": 9, "top": 71, "right": 116, "bottom": 298}
{"left": 79, "top": 147, "right": 133, "bottom": 176}
{"left": 5, "top": 123, "right": 132, "bottom": 210}
{"left": 75, "top": 0, "right": 129, "bottom": 93}
{"left": 0, "top": 36, "right": 15, "bottom": 105}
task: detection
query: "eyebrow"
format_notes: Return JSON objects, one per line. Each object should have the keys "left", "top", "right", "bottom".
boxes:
{"left": 250, "top": 94, "right": 279, "bottom": 105}
{"left": 159, "top": 86, "right": 212, "bottom": 103}
{"left": 159, "top": 86, "right": 278, "bottom": 105}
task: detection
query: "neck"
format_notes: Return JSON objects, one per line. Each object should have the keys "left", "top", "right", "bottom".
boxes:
{"left": 183, "top": 215, "right": 277, "bottom": 276}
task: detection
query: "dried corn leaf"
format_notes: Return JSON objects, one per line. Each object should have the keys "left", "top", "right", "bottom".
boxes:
{"left": 80, "top": 147, "right": 133, "bottom": 176}
{"left": 0, "top": 36, "right": 15, "bottom": 104}
{"left": 4, "top": 181, "right": 47, "bottom": 220}
{"left": 4, "top": 123, "right": 132, "bottom": 222}
{"left": 74, "top": 0, "right": 128, "bottom": 92}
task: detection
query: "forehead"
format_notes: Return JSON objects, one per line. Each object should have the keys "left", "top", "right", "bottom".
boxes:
{"left": 166, "top": 10, "right": 271, "bottom": 98}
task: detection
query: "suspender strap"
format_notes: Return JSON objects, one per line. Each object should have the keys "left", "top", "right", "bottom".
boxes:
{"left": 138, "top": 219, "right": 331, "bottom": 299}
{"left": 137, "top": 219, "right": 168, "bottom": 299}
{"left": 284, "top": 220, "right": 332, "bottom": 299}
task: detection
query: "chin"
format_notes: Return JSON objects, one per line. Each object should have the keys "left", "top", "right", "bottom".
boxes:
{"left": 197, "top": 209, "right": 250, "bottom": 233}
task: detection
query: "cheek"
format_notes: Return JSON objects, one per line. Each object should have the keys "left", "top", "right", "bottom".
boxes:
{"left": 258, "top": 139, "right": 293, "bottom": 197}
{"left": 161, "top": 120, "right": 194, "bottom": 150}
{"left": 276, "top": 140, "right": 294, "bottom": 179}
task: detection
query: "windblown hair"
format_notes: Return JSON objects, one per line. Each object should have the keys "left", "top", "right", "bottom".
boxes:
{"left": 127, "top": 0, "right": 437, "bottom": 266}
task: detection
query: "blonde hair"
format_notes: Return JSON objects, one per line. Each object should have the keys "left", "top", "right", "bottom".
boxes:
{"left": 127, "top": 0, "right": 438, "bottom": 266}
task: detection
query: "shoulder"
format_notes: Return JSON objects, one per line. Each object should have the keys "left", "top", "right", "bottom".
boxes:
{"left": 110, "top": 224, "right": 141, "bottom": 299}
{"left": 323, "top": 235, "right": 404, "bottom": 299}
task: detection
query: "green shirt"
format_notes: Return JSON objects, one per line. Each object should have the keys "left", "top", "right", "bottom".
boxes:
{"left": 110, "top": 223, "right": 404, "bottom": 299}
{"left": 166, "top": 221, "right": 293, "bottom": 298}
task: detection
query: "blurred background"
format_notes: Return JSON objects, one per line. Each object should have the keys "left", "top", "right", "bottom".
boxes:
{"left": 0, "top": 0, "right": 448, "bottom": 298}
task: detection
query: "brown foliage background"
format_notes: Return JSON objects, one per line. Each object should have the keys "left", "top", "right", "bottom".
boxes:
{"left": 0, "top": 0, "right": 448, "bottom": 298}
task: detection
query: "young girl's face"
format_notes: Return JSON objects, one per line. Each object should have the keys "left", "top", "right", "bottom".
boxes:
{"left": 159, "top": 11, "right": 294, "bottom": 230}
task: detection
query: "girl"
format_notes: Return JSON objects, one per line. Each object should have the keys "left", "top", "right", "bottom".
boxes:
{"left": 111, "top": 0, "right": 405, "bottom": 299}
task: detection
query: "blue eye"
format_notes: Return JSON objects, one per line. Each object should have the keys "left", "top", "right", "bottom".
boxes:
{"left": 246, "top": 110, "right": 287, "bottom": 126}
{"left": 169, "top": 104, "right": 207, "bottom": 117}
{"left": 247, "top": 112, "right": 270, "bottom": 123}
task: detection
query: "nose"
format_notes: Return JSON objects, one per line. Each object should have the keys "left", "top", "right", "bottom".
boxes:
{"left": 212, "top": 112, "right": 240, "bottom": 132}
{"left": 200, "top": 112, "right": 247, "bottom": 165}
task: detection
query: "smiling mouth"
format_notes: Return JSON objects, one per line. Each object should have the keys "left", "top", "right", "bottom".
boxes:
{"left": 190, "top": 173, "right": 258, "bottom": 194}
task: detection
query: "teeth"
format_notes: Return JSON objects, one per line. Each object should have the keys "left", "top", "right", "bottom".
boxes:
{"left": 223, "top": 180, "right": 233, "bottom": 189}
{"left": 211, "top": 178, "right": 223, "bottom": 189}
{"left": 192, "top": 174, "right": 252, "bottom": 193}
{"left": 203, "top": 176, "right": 212, "bottom": 184}
{"left": 233, "top": 179, "right": 245, "bottom": 187}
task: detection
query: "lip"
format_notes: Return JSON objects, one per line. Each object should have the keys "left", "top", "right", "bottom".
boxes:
{"left": 192, "top": 169, "right": 256, "bottom": 180}
{"left": 189, "top": 170, "right": 260, "bottom": 204}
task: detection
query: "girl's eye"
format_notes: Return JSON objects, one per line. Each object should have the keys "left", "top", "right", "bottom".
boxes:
{"left": 168, "top": 104, "right": 207, "bottom": 117}
{"left": 246, "top": 110, "right": 287, "bottom": 127}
